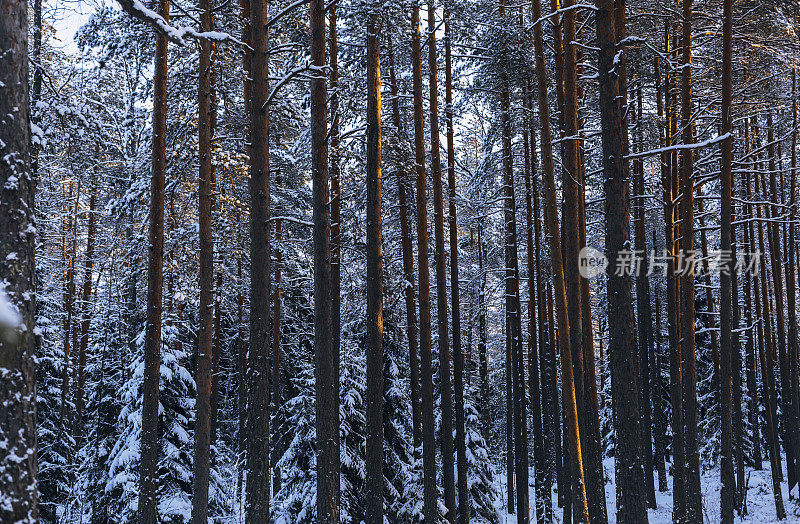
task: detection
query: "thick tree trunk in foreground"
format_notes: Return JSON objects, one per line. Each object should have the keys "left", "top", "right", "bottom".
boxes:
{"left": 531, "top": 0, "right": 589, "bottom": 519}
{"left": 139, "top": 0, "right": 169, "bottom": 517}
{"left": 245, "top": 0, "right": 272, "bottom": 515}
{"left": 595, "top": 0, "right": 648, "bottom": 521}
{"left": 364, "top": 12, "right": 384, "bottom": 524}
{"left": 411, "top": 4, "right": 439, "bottom": 519}
{"left": 310, "top": 0, "right": 338, "bottom": 519}
{"left": 718, "top": 0, "right": 735, "bottom": 520}
{"left": 0, "top": 0, "right": 38, "bottom": 518}
{"left": 192, "top": 0, "right": 215, "bottom": 517}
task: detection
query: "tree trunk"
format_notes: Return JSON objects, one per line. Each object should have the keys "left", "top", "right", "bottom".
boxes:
{"left": 387, "top": 35, "right": 422, "bottom": 458}
{"left": 742, "top": 119, "right": 761, "bottom": 472}
{"left": 0, "top": 0, "right": 38, "bottom": 516}
{"left": 765, "top": 110, "right": 794, "bottom": 489}
{"left": 595, "top": 0, "right": 648, "bottom": 520}
{"left": 328, "top": 0, "right": 342, "bottom": 440}
{"left": 651, "top": 229, "right": 668, "bottom": 492}
{"left": 411, "top": 4, "right": 439, "bottom": 519}
{"left": 524, "top": 103, "right": 548, "bottom": 524}
{"left": 677, "top": 0, "right": 702, "bottom": 518}
{"left": 61, "top": 183, "right": 78, "bottom": 434}
{"left": 138, "top": 0, "right": 169, "bottom": 516}
{"left": 478, "top": 226, "right": 490, "bottom": 447}
{"left": 310, "top": 0, "right": 337, "bottom": 518}
{"left": 754, "top": 168, "right": 786, "bottom": 518}
{"left": 718, "top": 1, "right": 735, "bottom": 518}
{"left": 426, "top": 3, "right": 457, "bottom": 519}
{"left": 533, "top": 157, "right": 555, "bottom": 523}
{"left": 787, "top": 71, "right": 800, "bottom": 503}
{"left": 444, "top": 10, "right": 469, "bottom": 522}
{"left": 192, "top": 0, "right": 216, "bottom": 515}
{"left": 75, "top": 175, "right": 97, "bottom": 443}
{"left": 245, "top": 0, "right": 272, "bottom": 514}
{"left": 633, "top": 84, "right": 656, "bottom": 510}
{"left": 364, "top": 12, "right": 383, "bottom": 522}
{"left": 531, "top": 0, "right": 589, "bottom": 519}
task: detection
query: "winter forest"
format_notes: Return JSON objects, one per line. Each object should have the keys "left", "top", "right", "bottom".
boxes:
{"left": 6, "top": 0, "right": 800, "bottom": 521}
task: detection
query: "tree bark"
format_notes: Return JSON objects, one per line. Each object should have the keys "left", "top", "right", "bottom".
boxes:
{"left": 595, "top": 0, "right": 648, "bottom": 520}
{"left": 411, "top": 4, "right": 439, "bottom": 519}
{"left": 444, "top": 9, "right": 469, "bottom": 522}
{"left": 138, "top": 0, "right": 169, "bottom": 516}
{"left": 387, "top": 35, "right": 422, "bottom": 458}
{"left": 310, "top": 0, "right": 337, "bottom": 518}
{"left": 75, "top": 175, "right": 98, "bottom": 443}
{"left": 364, "top": 12, "right": 383, "bottom": 522}
{"left": 633, "top": 84, "right": 656, "bottom": 510}
{"left": 427, "top": 3, "right": 457, "bottom": 519}
{"left": 245, "top": 0, "right": 272, "bottom": 515}
{"left": 677, "top": 0, "right": 702, "bottom": 518}
{"left": 719, "top": 1, "right": 735, "bottom": 518}
{"left": 0, "top": 0, "right": 38, "bottom": 517}
{"left": 192, "top": 0, "right": 216, "bottom": 515}
{"left": 531, "top": 0, "right": 589, "bottom": 519}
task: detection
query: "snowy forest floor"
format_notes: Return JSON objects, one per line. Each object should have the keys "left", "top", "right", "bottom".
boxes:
{"left": 495, "top": 457, "right": 800, "bottom": 523}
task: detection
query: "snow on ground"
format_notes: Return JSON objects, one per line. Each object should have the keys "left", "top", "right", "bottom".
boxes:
{"left": 495, "top": 457, "right": 800, "bottom": 522}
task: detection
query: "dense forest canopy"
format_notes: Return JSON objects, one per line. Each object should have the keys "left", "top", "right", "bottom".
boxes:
{"left": 3, "top": 0, "right": 800, "bottom": 521}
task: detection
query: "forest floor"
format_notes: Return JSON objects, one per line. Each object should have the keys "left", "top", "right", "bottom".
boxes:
{"left": 496, "top": 456, "right": 800, "bottom": 522}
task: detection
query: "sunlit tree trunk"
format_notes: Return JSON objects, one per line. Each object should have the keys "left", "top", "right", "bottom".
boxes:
{"left": 532, "top": 0, "right": 589, "bottom": 519}
{"left": 364, "top": 12, "right": 383, "bottom": 522}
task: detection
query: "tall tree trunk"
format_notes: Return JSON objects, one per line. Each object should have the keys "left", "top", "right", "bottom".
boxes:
{"left": 444, "top": 9, "right": 469, "bottom": 522}
{"left": 525, "top": 104, "right": 548, "bottom": 524}
{"left": 411, "top": 3, "right": 439, "bottom": 519}
{"left": 533, "top": 160, "right": 555, "bottom": 523}
{"left": 364, "top": 13, "right": 384, "bottom": 522}
{"left": 0, "top": 0, "right": 38, "bottom": 516}
{"left": 328, "top": 0, "right": 342, "bottom": 442}
{"left": 272, "top": 219, "right": 282, "bottom": 406}
{"left": 387, "top": 35, "right": 422, "bottom": 457}
{"left": 531, "top": 0, "right": 589, "bottom": 519}
{"left": 192, "top": 0, "right": 216, "bottom": 514}
{"left": 310, "top": 0, "right": 337, "bottom": 518}
{"left": 595, "top": 0, "right": 648, "bottom": 520}
{"left": 633, "top": 84, "right": 656, "bottom": 510}
{"left": 478, "top": 226, "right": 490, "bottom": 447}
{"left": 61, "top": 183, "right": 78, "bottom": 433}
{"left": 765, "top": 110, "right": 794, "bottom": 488}
{"left": 742, "top": 119, "right": 761, "bottom": 472}
{"left": 496, "top": 3, "right": 529, "bottom": 522}
{"left": 138, "top": 0, "right": 169, "bottom": 516}
{"left": 245, "top": 0, "right": 272, "bottom": 514}
{"left": 651, "top": 229, "right": 668, "bottom": 492}
{"left": 427, "top": 3, "right": 457, "bottom": 519}
{"left": 754, "top": 165, "right": 786, "bottom": 518}
{"left": 75, "top": 175, "right": 97, "bottom": 443}
{"left": 718, "top": 1, "right": 735, "bottom": 518}
{"left": 787, "top": 71, "right": 800, "bottom": 501}
{"left": 677, "top": 0, "right": 702, "bottom": 518}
